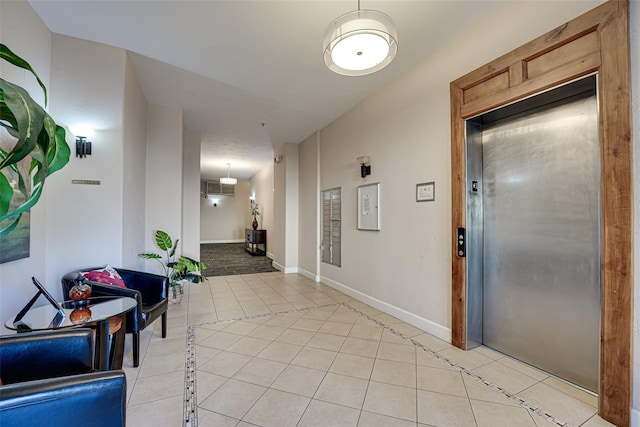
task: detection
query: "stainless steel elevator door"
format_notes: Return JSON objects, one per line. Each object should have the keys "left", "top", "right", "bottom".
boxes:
{"left": 481, "top": 89, "right": 600, "bottom": 392}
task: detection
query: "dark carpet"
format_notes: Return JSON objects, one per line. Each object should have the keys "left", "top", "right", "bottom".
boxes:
{"left": 200, "top": 243, "right": 278, "bottom": 277}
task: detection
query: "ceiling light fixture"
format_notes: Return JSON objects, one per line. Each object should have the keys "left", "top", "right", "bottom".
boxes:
{"left": 323, "top": 0, "right": 398, "bottom": 76}
{"left": 220, "top": 163, "right": 237, "bottom": 185}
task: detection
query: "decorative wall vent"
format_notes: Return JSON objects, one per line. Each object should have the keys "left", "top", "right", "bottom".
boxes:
{"left": 206, "top": 181, "right": 235, "bottom": 196}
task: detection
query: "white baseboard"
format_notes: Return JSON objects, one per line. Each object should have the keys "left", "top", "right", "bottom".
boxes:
{"left": 632, "top": 407, "right": 640, "bottom": 427}
{"left": 271, "top": 261, "right": 298, "bottom": 274}
{"left": 298, "top": 268, "right": 321, "bottom": 282}
{"left": 200, "top": 239, "right": 244, "bottom": 244}
{"left": 320, "top": 275, "right": 451, "bottom": 343}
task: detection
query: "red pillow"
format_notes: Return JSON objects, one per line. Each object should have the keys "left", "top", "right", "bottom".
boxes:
{"left": 81, "top": 265, "right": 126, "bottom": 288}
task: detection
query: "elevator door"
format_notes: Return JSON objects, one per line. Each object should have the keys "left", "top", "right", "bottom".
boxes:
{"left": 476, "top": 79, "right": 600, "bottom": 392}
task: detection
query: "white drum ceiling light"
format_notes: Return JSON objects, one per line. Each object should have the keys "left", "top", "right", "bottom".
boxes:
{"left": 323, "top": 2, "right": 398, "bottom": 76}
{"left": 220, "top": 163, "right": 237, "bottom": 185}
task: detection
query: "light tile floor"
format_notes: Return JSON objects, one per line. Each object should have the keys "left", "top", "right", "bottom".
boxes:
{"left": 122, "top": 272, "right": 615, "bottom": 427}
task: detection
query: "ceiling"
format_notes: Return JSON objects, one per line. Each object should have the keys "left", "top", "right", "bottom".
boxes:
{"left": 29, "top": 0, "right": 504, "bottom": 181}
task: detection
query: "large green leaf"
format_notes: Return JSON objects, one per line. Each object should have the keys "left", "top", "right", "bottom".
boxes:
{"left": 155, "top": 230, "right": 172, "bottom": 252}
{"left": 47, "top": 125, "right": 71, "bottom": 175}
{"left": 0, "top": 185, "right": 41, "bottom": 222}
{"left": 170, "top": 238, "right": 179, "bottom": 258}
{"left": 0, "top": 172, "right": 12, "bottom": 216}
{"left": 139, "top": 253, "right": 162, "bottom": 260}
{"left": 0, "top": 45, "right": 70, "bottom": 228}
{"left": 0, "top": 80, "right": 40, "bottom": 169}
{"left": 0, "top": 214, "right": 21, "bottom": 237}
{"left": 0, "top": 44, "right": 47, "bottom": 105}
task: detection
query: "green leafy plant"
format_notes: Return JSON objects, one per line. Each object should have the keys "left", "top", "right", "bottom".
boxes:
{"left": 250, "top": 202, "right": 261, "bottom": 218}
{"left": 139, "top": 230, "right": 207, "bottom": 298}
{"left": 0, "top": 44, "right": 71, "bottom": 236}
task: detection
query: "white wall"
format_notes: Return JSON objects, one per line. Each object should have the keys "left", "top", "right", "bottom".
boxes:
{"left": 273, "top": 145, "right": 286, "bottom": 267}
{"left": 284, "top": 143, "right": 299, "bottom": 270}
{"left": 250, "top": 162, "right": 275, "bottom": 257}
{"left": 46, "top": 35, "right": 126, "bottom": 287}
{"left": 144, "top": 104, "right": 183, "bottom": 272}
{"left": 298, "top": 132, "right": 320, "bottom": 280}
{"left": 122, "top": 53, "right": 148, "bottom": 271}
{"left": 182, "top": 129, "right": 201, "bottom": 258}
{"left": 272, "top": 143, "right": 300, "bottom": 271}
{"left": 300, "top": 0, "right": 608, "bottom": 342}
{"left": 0, "top": 0, "right": 52, "bottom": 333}
{"left": 200, "top": 181, "right": 251, "bottom": 242}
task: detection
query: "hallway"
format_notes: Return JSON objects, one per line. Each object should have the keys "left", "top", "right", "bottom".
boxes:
{"left": 121, "top": 272, "right": 612, "bottom": 427}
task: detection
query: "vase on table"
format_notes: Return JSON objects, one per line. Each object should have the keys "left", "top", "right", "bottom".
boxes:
{"left": 252, "top": 216, "right": 258, "bottom": 230}
{"left": 69, "top": 273, "right": 92, "bottom": 305}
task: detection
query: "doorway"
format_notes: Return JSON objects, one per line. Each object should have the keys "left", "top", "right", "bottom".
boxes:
{"left": 465, "top": 76, "right": 600, "bottom": 392}
{"left": 449, "top": 2, "right": 631, "bottom": 424}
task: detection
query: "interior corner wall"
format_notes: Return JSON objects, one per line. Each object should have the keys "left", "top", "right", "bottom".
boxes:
{"left": 0, "top": 0, "right": 52, "bottom": 333}
{"left": 46, "top": 35, "right": 126, "bottom": 290}
{"left": 272, "top": 146, "right": 286, "bottom": 268}
{"left": 145, "top": 104, "right": 183, "bottom": 273}
{"left": 298, "top": 132, "right": 320, "bottom": 280}
{"left": 122, "top": 53, "right": 148, "bottom": 271}
{"left": 629, "top": 0, "right": 640, "bottom": 421}
{"left": 311, "top": 0, "right": 607, "bottom": 342}
{"left": 200, "top": 181, "right": 251, "bottom": 243}
{"left": 285, "top": 144, "right": 299, "bottom": 270}
{"left": 249, "top": 163, "right": 275, "bottom": 257}
{"left": 182, "top": 129, "right": 201, "bottom": 258}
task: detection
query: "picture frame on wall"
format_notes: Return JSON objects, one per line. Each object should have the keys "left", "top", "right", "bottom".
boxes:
{"left": 416, "top": 182, "right": 435, "bottom": 202}
{"left": 357, "top": 182, "right": 380, "bottom": 231}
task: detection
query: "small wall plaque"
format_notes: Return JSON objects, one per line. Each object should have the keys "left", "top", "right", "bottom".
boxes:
{"left": 416, "top": 182, "right": 435, "bottom": 202}
{"left": 72, "top": 179, "right": 101, "bottom": 185}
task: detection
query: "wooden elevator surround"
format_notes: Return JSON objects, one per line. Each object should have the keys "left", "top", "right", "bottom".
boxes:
{"left": 449, "top": 1, "right": 632, "bottom": 426}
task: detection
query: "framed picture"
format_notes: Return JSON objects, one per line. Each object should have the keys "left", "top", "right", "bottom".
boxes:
{"left": 416, "top": 182, "right": 435, "bottom": 202}
{"left": 357, "top": 183, "right": 380, "bottom": 231}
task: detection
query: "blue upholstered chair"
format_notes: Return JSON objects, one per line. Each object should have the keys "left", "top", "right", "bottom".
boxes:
{"left": 62, "top": 267, "right": 168, "bottom": 367}
{"left": 0, "top": 329, "right": 126, "bottom": 426}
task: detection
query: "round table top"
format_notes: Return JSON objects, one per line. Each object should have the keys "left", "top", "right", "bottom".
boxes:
{"left": 5, "top": 296, "right": 136, "bottom": 332}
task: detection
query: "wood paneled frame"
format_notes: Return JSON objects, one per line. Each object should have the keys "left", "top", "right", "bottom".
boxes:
{"left": 449, "top": 1, "right": 632, "bottom": 425}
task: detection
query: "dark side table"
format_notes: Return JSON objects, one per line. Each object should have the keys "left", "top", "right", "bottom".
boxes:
{"left": 245, "top": 228, "right": 267, "bottom": 255}
{"left": 5, "top": 296, "right": 136, "bottom": 371}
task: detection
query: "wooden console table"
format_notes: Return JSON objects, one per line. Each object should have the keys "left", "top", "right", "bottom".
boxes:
{"left": 245, "top": 229, "right": 266, "bottom": 256}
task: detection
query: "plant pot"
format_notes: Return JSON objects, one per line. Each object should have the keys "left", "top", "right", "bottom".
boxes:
{"left": 169, "top": 281, "right": 184, "bottom": 304}
{"left": 169, "top": 292, "right": 183, "bottom": 304}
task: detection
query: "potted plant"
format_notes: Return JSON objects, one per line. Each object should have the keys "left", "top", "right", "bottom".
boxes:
{"left": 139, "top": 230, "right": 207, "bottom": 303}
{"left": 0, "top": 44, "right": 71, "bottom": 236}
{"left": 250, "top": 202, "right": 261, "bottom": 230}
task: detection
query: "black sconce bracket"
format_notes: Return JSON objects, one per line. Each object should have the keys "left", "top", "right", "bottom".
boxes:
{"left": 76, "top": 136, "right": 92, "bottom": 158}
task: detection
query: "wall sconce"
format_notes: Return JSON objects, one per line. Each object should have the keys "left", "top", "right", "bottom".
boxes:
{"left": 75, "top": 136, "right": 92, "bottom": 158}
{"left": 357, "top": 155, "right": 371, "bottom": 178}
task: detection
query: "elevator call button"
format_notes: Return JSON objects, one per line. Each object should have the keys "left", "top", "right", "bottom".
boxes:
{"left": 457, "top": 228, "right": 466, "bottom": 258}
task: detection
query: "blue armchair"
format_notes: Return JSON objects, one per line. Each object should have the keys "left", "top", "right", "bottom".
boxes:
{"left": 0, "top": 329, "right": 126, "bottom": 426}
{"left": 62, "top": 267, "right": 168, "bottom": 367}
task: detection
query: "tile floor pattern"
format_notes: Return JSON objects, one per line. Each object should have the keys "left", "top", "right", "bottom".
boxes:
{"left": 122, "top": 272, "right": 616, "bottom": 427}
